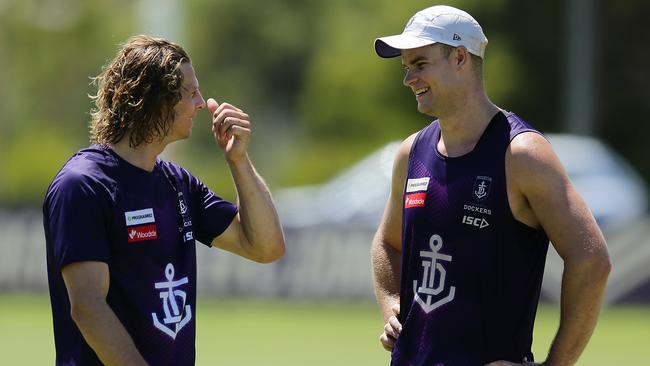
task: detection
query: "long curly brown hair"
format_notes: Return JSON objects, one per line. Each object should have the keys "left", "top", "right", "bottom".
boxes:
{"left": 89, "top": 35, "right": 190, "bottom": 147}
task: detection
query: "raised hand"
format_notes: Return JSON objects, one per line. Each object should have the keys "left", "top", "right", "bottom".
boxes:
{"left": 207, "top": 98, "right": 251, "bottom": 163}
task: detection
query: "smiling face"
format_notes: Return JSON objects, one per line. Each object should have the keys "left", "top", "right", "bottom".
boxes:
{"left": 166, "top": 62, "right": 206, "bottom": 142}
{"left": 401, "top": 44, "right": 461, "bottom": 118}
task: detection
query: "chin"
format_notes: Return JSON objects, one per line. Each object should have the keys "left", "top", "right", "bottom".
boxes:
{"left": 177, "top": 131, "right": 191, "bottom": 141}
{"left": 179, "top": 125, "right": 192, "bottom": 139}
{"left": 417, "top": 105, "right": 434, "bottom": 116}
{"left": 169, "top": 131, "right": 191, "bottom": 143}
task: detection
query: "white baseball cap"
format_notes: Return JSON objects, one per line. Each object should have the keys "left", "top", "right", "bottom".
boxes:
{"left": 375, "top": 5, "right": 488, "bottom": 59}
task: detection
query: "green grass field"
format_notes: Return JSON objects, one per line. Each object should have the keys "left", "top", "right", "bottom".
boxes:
{"left": 1, "top": 294, "right": 648, "bottom": 365}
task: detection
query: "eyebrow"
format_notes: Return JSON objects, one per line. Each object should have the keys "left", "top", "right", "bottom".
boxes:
{"left": 402, "top": 55, "right": 429, "bottom": 67}
{"left": 182, "top": 83, "right": 199, "bottom": 93}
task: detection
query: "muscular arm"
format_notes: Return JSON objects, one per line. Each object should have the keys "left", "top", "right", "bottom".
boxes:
{"left": 212, "top": 156, "right": 285, "bottom": 263}
{"left": 371, "top": 135, "right": 415, "bottom": 350}
{"left": 207, "top": 99, "right": 285, "bottom": 263}
{"left": 62, "top": 261, "right": 148, "bottom": 366}
{"left": 507, "top": 133, "right": 611, "bottom": 366}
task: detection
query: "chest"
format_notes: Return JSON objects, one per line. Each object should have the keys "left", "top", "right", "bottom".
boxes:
{"left": 109, "top": 176, "right": 192, "bottom": 259}
{"left": 404, "top": 153, "right": 508, "bottom": 233}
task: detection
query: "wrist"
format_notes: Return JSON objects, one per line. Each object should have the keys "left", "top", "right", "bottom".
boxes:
{"left": 226, "top": 153, "right": 250, "bottom": 168}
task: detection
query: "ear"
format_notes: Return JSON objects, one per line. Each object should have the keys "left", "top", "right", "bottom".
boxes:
{"left": 454, "top": 46, "right": 469, "bottom": 70}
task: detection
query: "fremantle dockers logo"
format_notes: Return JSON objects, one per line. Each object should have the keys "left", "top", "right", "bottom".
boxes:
{"left": 178, "top": 193, "right": 188, "bottom": 215}
{"left": 151, "top": 263, "right": 192, "bottom": 339}
{"left": 473, "top": 176, "right": 492, "bottom": 202}
{"left": 413, "top": 234, "right": 456, "bottom": 313}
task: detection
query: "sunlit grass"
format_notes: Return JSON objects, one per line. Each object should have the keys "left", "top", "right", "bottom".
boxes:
{"left": 2, "top": 293, "right": 648, "bottom": 365}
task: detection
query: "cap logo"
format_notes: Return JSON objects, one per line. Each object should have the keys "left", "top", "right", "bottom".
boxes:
{"left": 453, "top": 33, "right": 462, "bottom": 41}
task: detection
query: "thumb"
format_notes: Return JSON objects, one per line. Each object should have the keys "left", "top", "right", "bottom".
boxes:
{"left": 206, "top": 98, "right": 219, "bottom": 114}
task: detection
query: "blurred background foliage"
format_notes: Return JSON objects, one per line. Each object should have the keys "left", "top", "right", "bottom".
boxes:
{"left": 0, "top": 0, "right": 648, "bottom": 206}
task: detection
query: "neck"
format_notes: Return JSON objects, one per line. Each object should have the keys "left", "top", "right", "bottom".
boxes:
{"left": 109, "top": 137, "right": 167, "bottom": 172}
{"left": 436, "top": 90, "right": 500, "bottom": 157}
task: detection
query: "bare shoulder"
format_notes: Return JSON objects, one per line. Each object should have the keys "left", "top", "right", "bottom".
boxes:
{"left": 375, "top": 133, "right": 419, "bottom": 251}
{"left": 393, "top": 133, "right": 418, "bottom": 177}
{"left": 508, "top": 132, "right": 609, "bottom": 266}
{"left": 508, "top": 132, "right": 556, "bottom": 165}
{"left": 506, "top": 131, "right": 605, "bottom": 248}
{"left": 397, "top": 133, "right": 418, "bottom": 158}
{"left": 507, "top": 132, "right": 569, "bottom": 188}
{"left": 505, "top": 132, "right": 572, "bottom": 229}
{"left": 388, "top": 132, "right": 419, "bottom": 196}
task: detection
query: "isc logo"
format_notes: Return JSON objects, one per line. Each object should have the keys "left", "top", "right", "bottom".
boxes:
{"left": 462, "top": 215, "right": 489, "bottom": 229}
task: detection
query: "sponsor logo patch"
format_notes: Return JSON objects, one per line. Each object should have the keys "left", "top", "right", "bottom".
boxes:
{"left": 406, "top": 177, "right": 430, "bottom": 193}
{"left": 405, "top": 192, "right": 426, "bottom": 208}
{"left": 127, "top": 224, "right": 158, "bottom": 243}
{"left": 125, "top": 208, "right": 155, "bottom": 227}
{"left": 462, "top": 215, "right": 489, "bottom": 229}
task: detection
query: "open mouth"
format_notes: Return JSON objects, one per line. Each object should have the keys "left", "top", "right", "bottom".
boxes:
{"left": 415, "top": 87, "right": 429, "bottom": 97}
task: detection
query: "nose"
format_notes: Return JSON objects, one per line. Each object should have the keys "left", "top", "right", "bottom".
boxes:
{"left": 196, "top": 91, "right": 206, "bottom": 110}
{"left": 403, "top": 69, "right": 417, "bottom": 88}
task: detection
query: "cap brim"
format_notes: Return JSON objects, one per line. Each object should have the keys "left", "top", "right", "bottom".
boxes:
{"left": 374, "top": 34, "right": 437, "bottom": 58}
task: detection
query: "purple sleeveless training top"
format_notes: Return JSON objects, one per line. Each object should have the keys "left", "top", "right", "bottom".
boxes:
{"left": 392, "top": 111, "right": 549, "bottom": 365}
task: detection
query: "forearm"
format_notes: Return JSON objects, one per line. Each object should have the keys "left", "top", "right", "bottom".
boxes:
{"left": 371, "top": 235, "right": 402, "bottom": 322}
{"left": 71, "top": 300, "right": 147, "bottom": 366}
{"left": 228, "top": 154, "right": 285, "bottom": 262}
{"left": 544, "top": 256, "right": 611, "bottom": 366}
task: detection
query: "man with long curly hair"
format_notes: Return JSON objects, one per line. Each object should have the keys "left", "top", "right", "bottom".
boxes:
{"left": 43, "top": 35, "right": 285, "bottom": 365}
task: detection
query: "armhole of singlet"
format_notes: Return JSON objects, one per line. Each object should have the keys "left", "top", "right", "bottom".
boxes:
{"left": 505, "top": 129, "right": 549, "bottom": 233}
{"left": 509, "top": 129, "right": 547, "bottom": 144}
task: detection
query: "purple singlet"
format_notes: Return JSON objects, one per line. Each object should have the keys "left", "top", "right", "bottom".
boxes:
{"left": 392, "top": 112, "right": 549, "bottom": 365}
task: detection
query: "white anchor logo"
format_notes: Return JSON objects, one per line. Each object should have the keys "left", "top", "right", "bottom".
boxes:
{"left": 413, "top": 234, "right": 456, "bottom": 313}
{"left": 151, "top": 263, "right": 192, "bottom": 339}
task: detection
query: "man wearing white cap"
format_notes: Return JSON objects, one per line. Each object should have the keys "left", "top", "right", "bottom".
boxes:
{"left": 370, "top": 5, "right": 610, "bottom": 366}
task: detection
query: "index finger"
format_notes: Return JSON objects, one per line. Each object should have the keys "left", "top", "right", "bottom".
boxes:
{"left": 213, "top": 109, "right": 250, "bottom": 131}
{"left": 212, "top": 101, "right": 243, "bottom": 117}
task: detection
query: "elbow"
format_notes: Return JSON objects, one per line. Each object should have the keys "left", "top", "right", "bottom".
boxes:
{"left": 262, "top": 243, "right": 285, "bottom": 263}
{"left": 562, "top": 245, "right": 612, "bottom": 286}
{"left": 592, "top": 240, "right": 612, "bottom": 278}
{"left": 595, "top": 252, "right": 612, "bottom": 279}
{"left": 583, "top": 248, "right": 612, "bottom": 282}
{"left": 254, "top": 238, "right": 286, "bottom": 264}
{"left": 69, "top": 299, "right": 101, "bottom": 326}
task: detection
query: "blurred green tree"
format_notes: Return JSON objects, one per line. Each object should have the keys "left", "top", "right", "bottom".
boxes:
{"left": 0, "top": 0, "right": 648, "bottom": 207}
